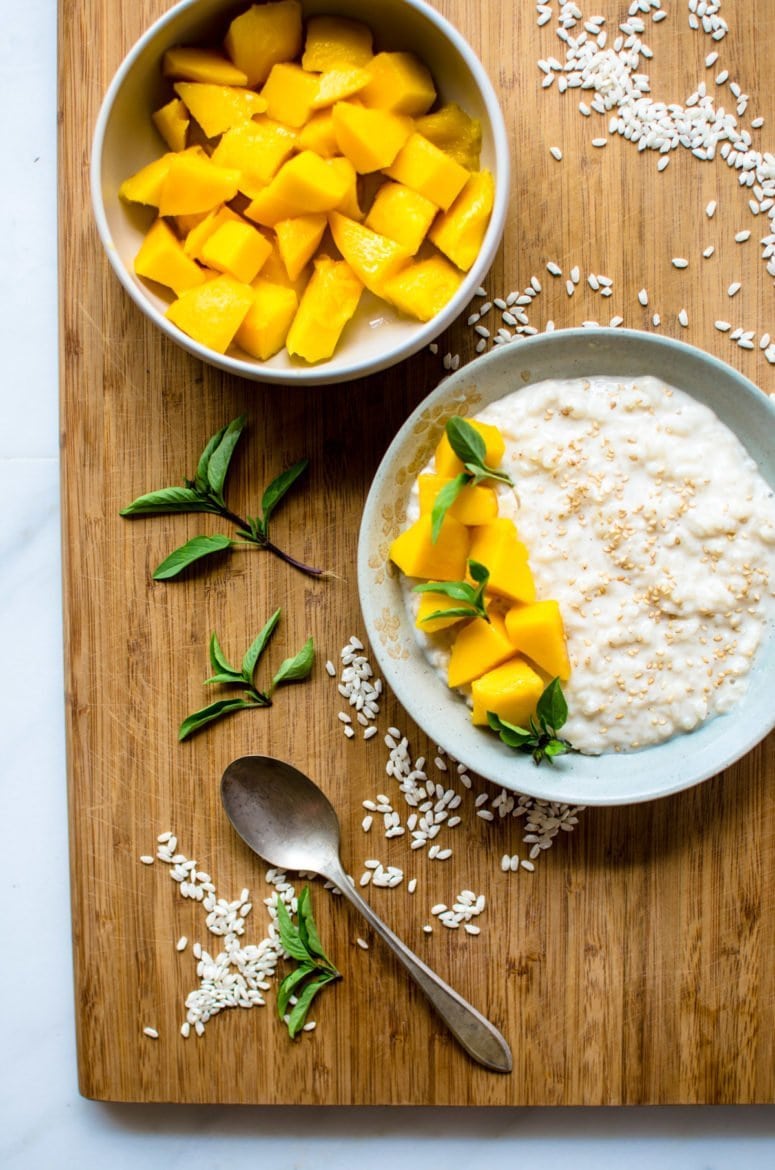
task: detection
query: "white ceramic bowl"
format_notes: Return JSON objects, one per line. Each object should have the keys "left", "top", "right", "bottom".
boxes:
{"left": 357, "top": 329, "right": 775, "bottom": 806}
{"left": 91, "top": 0, "right": 509, "bottom": 385}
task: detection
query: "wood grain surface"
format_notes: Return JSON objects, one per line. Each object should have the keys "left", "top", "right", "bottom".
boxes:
{"left": 60, "top": 0, "right": 775, "bottom": 1104}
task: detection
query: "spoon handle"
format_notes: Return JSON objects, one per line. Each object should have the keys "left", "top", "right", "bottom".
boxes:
{"left": 326, "top": 860, "right": 512, "bottom": 1073}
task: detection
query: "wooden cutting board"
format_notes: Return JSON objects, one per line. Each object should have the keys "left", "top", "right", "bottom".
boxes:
{"left": 60, "top": 0, "right": 775, "bottom": 1104}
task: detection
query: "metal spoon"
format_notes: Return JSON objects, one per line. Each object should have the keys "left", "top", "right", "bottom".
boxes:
{"left": 221, "top": 755, "right": 512, "bottom": 1074}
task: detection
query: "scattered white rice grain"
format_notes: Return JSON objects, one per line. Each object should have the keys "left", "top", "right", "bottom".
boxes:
{"left": 751, "top": 116, "right": 765, "bottom": 129}
{"left": 477, "top": 809, "right": 495, "bottom": 822}
{"left": 760, "top": 333, "right": 771, "bottom": 349}
{"left": 325, "top": 660, "right": 336, "bottom": 677}
{"left": 546, "top": 261, "right": 562, "bottom": 276}
{"left": 429, "top": 342, "right": 439, "bottom": 355}
{"left": 434, "top": 756, "right": 448, "bottom": 771}
{"left": 423, "top": 924, "right": 433, "bottom": 934}
{"left": 550, "top": 146, "right": 563, "bottom": 161}
{"left": 703, "top": 246, "right": 715, "bottom": 258}
{"left": 735, "top": 230, "right": 751, "bottom": 243}
{"left": 176, "top": 936, "right": 188, "bottom": 952}
{"left": 520, "top": 860, "right": 536, "bottom": 873}
{"left": 337, "top": 711, "right": 352, "bottom": 724}
{"left": 530, "top": 275, "right": 542, "bottom": 293}
{"left": 566, "top": 279, "right": 575, "bottom": 296}
{"left": 657, "top": 156, "right": 670, "bottom": 171}
{"left": 591, "top": 137, "right": 607, "bottom": 147}
{"left": 436, "top": 848, "right": 453, "bottom": 861}
{"left": 431, "top": 903, "right": 447, "bottom": 915}
{"left": 706, "top": 200, "right": 717, "bottom": 218}
{"left": 587, "top": 273, "right": 600, "bottom": 291}
{"left": 570, "top": 265, "right": 580, "bottom": 284}
{"left": 140, "top": 855, "right": 155, "bottom": 865}
{"left": 408, "top": 877, "right": 417, "bottom": 894}
{"left": 143, "top": 1027, "right": 159, "bottom": 1039}
{"left": 638, "top": 288, "right": 649, "bottom": 306}
{"left": 715, "top": 320, "right": 732, "bottom": 331}
{"left": 652, "top": 313, "right": 660, "bottom": 326}
{"left": 705, "top": 51, "right": 719, "bottom": 67}
{"left": 715, "top": 69, "right": 729, "bottom": 84}
{"left": 464, "top": 924, "right": 481, "bottom": 936}
{"left": 678, "top": 308, "right": 689, "bottom": 327}
{"left": 728, "top": 282, "right": 742, "bottom": 296}
{"left": 343, "top": 725, "right": 355, "bottom": 738}
{"left": 356, "top": 938, "right": 369, "bottom": 950}
{"left": 609, "top": 315, "right": 624, "bottom": 327}
{"left": 672, "top": 258, "right": 689, "bottom": 268}
{"left": 501, "top": 854, "right": 511, "bottom": 872}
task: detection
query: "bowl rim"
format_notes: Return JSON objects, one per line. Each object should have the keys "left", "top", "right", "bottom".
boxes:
{"left": 90, "top": 0, "right": 511, "bottom": 385}
{"left": 357, "top": 327, "right": 775, "bottom": 806}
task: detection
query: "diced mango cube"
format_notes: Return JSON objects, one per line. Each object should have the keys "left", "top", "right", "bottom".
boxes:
{"left": 359, "top": 51, "right": 436, "bottom": 116}
{"left": 504, "top": 600, "right": 571, "bottom": 681}
{"left": 166, "top": 274, "right": 254, "bottom": 353}
{"left": 158, "top": 152, "right": 240, "bottom": 216}
{"left": 331, "top": 101, "right": 414, "bottom": 173}
{"left": 211, "top": 118, "right": 297, "bottom": 192}
{"left": 382, "top": 255, "right": 463, "bottom": 322}
{"left": 286, "top": 256, "right": 363, "bottom": 363}
{"left": 327, "top": 157, "right": 363, "bottom": 219}
{"left": 434, "top": 420, "right": 505, "bottom": 476}
{"left": 297, "top": 110, "right": 339, "bottom": 157}
{"left": 261, "top": 240, "right": 311, "bottom": 298}
{"left": 244, "top": 152, "right": 350, "bottom": 226}
{"left": 385, "top": 133, "right": 470, "bottom": 210}
{"left": 470, "top": 657, "right": 545, "bottom": 726}
{"left": 302, "top": 15, "right": 373, "bottom": 71}
{"left": 173, "top": 81, "right": 267, "bottom": 138}
{"left": 260, "top": 62, "right": 320, "bottom": 127}
{"left": 235, "top": 277, "right": 298, "bottom": 360}
{"left": 224, "top": 0, "right": 303, "bottom": 87}
{"left": 364, "top": 181, "right": 438, "bottom": 254}
{"left": 418, "top": 474, "right": 498, "bottom": 526}
{"left": 415, "top": 590, "right": 467, "bottom": 634}
{"left": 182, "top": 205, "right": 243, "bottom": 260}
{"left": 152, "top": 98, "right": 189, "bottom": 152}
{"left": 133, "top": 218, "right": 206, "bottom": 295}
{"left": 415, "top": 103, "right": 483, "bottom": 170}
{"left": 312, "top": 67, "right": 369, "bottom": 109}
{"left": 200, "top": 219, "right": 272, "bottom": 283}
{"left": 468, "top": 518, "right": 536, "bottom": 604}
{"left": 328, "top": 211, "right": 412, "bottom": 297}
{"left": 447, "top": 613, "right": 514, "bottom": 688}
{"left": 163, "top": 46, "right": 248, "bottom": 86}
{"left": 429, "top": 170, "right": 494, "bottom": 272}
{"left": 275, "top": 213, "right": 327, "bottom": 281}
{"left": 389, "top": 514, "right": 468, "bottom": 582}
{"left": 119, "top": 152, "right": 176, "bottom": 206}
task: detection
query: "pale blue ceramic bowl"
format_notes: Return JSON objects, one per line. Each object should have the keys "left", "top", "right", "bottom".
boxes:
{"left": 357, "top": 329, "right": 775, "bottom": 806}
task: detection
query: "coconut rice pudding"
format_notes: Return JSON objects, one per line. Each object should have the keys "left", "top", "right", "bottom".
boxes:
{"left": 406, "top": 375, "right": 775, "bottom": 754}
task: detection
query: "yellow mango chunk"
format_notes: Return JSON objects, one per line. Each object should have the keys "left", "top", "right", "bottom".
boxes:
{"left": 133, "top": 218, "right": 206, "bottom": 295}
{"left": 235, "top": 277, "right": 298, "bottom": 360}
{"left": 429, "top": 171, "right": 495, "bottom": 272}
{"left": 328, "top": 211, "right": 412, "bottom": 297}
{"left": 468, "top": 519, "right": 536, "bottom": 604}
{"left": 434, "top": 420, "right": 505, "bottom": 477}
{"left": 415, "top": 103, "right": 483, "bottom": 170}
{"left": 275, "top": 213, "right": 327, "bottom": 282}
{"left": 327, "top": 157, "right": 363, "bottom": 220}
{"left": 382, "top": 255, "right": 463, "bottom": 322}
{"left": 119, "top": 152, "right": 176, "bottom": 206}
{"left": 211, "top": 118, "right": 297, "bottom": 192}
{"left": 417, "top": 475, "right": 498, "bottom": 526}
{"left": 359, "top": 52, "right": 436, "bottom": 116}
{"left": 297, "top": 110, "right": 339, "bottom": 157}
{"left": 260, "top": 62, "right": 320, "bottom": 127}
{"left": 201, "top": 219, "right": 272, "bottom": 283}
{"left": 244, "top": 152, "right": 350, "bottom": 226}
{"left": 389, "top": 514, "right": 468, "bottom": 582}
{"left": 166, "top": 274, "right": 254, "bottom": 353}
{"left": 331, "top": 102, "right": 414, "bottom": 174}
{"left": 312, "top": 67, "right": 369, "bottom": 109}
{"left": 385, "top": 133, "right": 470, "bottom": 211}
{"left": 504, "top": 600, "right": 571, "bottom": 681}
{"left": 152, "top": 98, "right": 189, "bottom": 152}
{"left": 365, "top": 181, "right": 438, "bottom": 254}
{"left": 158, "top": 152, "right": 240, "bottom": 216}
{"left": 447, "top": 613, "right": 514, "bottom": 688}
{"left": 302, "top": 15, "right": 373, "bottom": 71}
{"left": 224, "top": 0, "right": 303, "bottom": 87}
{"left": 415, "top": 590, "right": 467, "bottom": 634}
{"left": 163, "top": 46, "right": 248, "bottom": 86}
{"left": 470, "top": 657, "right": 545, "bottom": 726}
{"left": 173, "top": 82, "right": 267, "bottom": 138}
{"left": 286, "top": 256, "right": 363, "bottom": 363}
{"left": 182, "top": 205, "right": 243, "bottom": 260}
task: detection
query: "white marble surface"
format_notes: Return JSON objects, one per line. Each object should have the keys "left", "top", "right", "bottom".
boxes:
{"left": 3, "top": 1, "right": 775, "bottom": 1166}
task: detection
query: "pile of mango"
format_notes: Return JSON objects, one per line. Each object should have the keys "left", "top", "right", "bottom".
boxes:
{"left": 118, "top": 0, "right": 495, "bottom": 364}
{"left": 390, "top": 420, "right": 571, "bottom": 731}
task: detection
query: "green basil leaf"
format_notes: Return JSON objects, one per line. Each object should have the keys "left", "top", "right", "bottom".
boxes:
{"left": 274, "top": 898, "right": 313, "bottom": 963}
{"left": 242, "top": 608, "right": 282, "bottom": 684}
{"left": 120, "top": 486, "right": 216, "bottom": 517}
{"left": 203, "top": 672, "right": 248, "bottom": 686}
{"left": 446, "top": 416, "right": 486, "bottom": 467}
{"left": 420, "top": 605, "right": 477, "bottom": 623}
{"left": 297, "top": 887, "right": 336, "bottom": 968}
{"left": 487, "top": 711, "right": 534, "bottom": 746}
{"left": 209, "top": 630, "right": 238, "bottom": 676}
{"left": 178, "top": 696, "right": 257, "bottom": 741}
{"left": 152, "top": 534, "right": 233, "bottom": 580}
{"left": 277, "top": 963, "right": 317, "bottom": 1019}
{"left": 543, "top": 739, "right": 570, "bottom": 759}
{"left": 466, "top": 461, "right": 514, "bottom": 487}
{"left": 467, "top": 559, "right": 489, "bottom": 586}
{"left": 537, "top": 678, "right": 568, "bottom": 732}
{"left": 430, "top": 472, "right": 469, "bottom": 542}
{"left": 272, "top": 637, "right": 315, "bottom": 688}
{"left": 260, "top": 459, "right": 309, "bottom": 528}
{"left": 286, "top": 970, "right": 338, "bottom": 1038}
{"left": 206, "top": 415, "right": 246, "bottom": 502}
{"left": 194, "top": 423, "right": 228, "bottom": 493}
{"left": 412, "top": 580, "right": 477, "bottom": 603}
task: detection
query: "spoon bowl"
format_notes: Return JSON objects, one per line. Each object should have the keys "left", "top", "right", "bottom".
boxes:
{"left": 221, "top": 755, "right": 512, "bottom": 1074}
